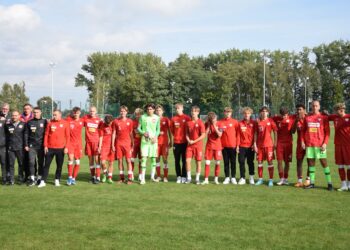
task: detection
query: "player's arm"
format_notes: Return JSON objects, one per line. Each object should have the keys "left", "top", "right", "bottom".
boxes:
{"left": 272, "top": 120, "right": 278, "bottom": 149}
{"left": 322, "top": 117, "right": 330, "bottom": 150}
{"left": 185, "top": 124, "right": 191, "bottom": 144}
{"left": 24, "top": 122, "right": 29, "bottom": 151}
{"left": 64, "top": 123, "right": 70, "bottom": 154}
{"left": 253, "top": 122, "right": 258, "bottom": 153}
{"left": 291, "top": 116, "right": 299, "bottom": 134}
{"left": 236, "top": 122, "right": 240, "bottom": 153}
{"left": 129, "top": 128, "right": 134, "bottom": 148}
{"left": 137, "top": 117, "right": 145, "bottom": 135}
{"left": 44, "top": 122, "right": 50, "bottom": 154}
{"left": 111, "top": 124, "right": 116, "bottom": 152}
{"left": 213, "top": 121, "right": 222, "bottom": 137}
{"left": 301, "top": 117, "right": 307, "bottom": 149}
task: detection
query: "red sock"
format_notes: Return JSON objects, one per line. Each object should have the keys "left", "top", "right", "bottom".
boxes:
{"left": 156, "top": 166, "right": 161, "bottom": 177}
{"left": 120, "top": 172, "right": 125, "bottom": 181}
{"left": 68, "top": 164, "right": 73, "bottom": 177}
{"left": 205, "top": 165, "right": 210, "bottom": 178}
{"left": 214, "top": 165, "right": 220, "bottom": 177}
{"left": 96, "top": 168, "right": 101, "bottom": 178}
{"left": 128, "top": 172, "right": 132, "bottom": 180}
{"left": 164, "top": 168, "right": 169, "bottom": 178}
{"left": 90, "top": 167, "right": 95, "bottom": 177}
{"left": 268, "top": 166, "right": 274, "bottom": 179}
{"left": 283, "top": 171, "right": 289, "bottom": 179}
{"left": 279, "top": 171, "right": 283, "bottom": 179}
{"left": 338, "top": 168, "right": 346, "bottom": 181}
{"left": 347, "top": 169, "right": 350, "bottom": 181}
{"left": 258, "top": 165, "right": 263, "bottom": 178}
{"left": 73, "top": 165, "right": 80, "bottom": 178}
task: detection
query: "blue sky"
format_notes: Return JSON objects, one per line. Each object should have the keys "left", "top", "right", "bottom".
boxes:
{"left": 0, "top": 0, "right": 349, "bottom": 109}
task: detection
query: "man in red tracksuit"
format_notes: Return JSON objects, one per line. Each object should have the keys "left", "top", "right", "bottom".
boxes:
{"left": 38, "top": 110, "right": 70, "bottom": 188}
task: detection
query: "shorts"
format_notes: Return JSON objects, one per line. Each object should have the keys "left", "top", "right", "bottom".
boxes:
{"left": 276, "top": 143, "right": 292, "bottom": 162}
{"left": 116, "top": 144, "right": 132, "bottom": 159}
{"left": 186, "top": 146, "right": 203, "bottom": 161}
{"left": 157, "top": 144, "right": 169, "bottom": 158}
{"left": 296, "top": 144, "right": 305, "bottom": 161}
{"left": 100, "top": 148, "right": 114, "bottom": 162}
{"left": 132, "top": 143, "right": 141, "bottom": 159}
{"left": 335, "top": 145, "right": 350, "bottom": 165}
{"left": 205, "top": 147, "right": 222, "bottom": 161}
{"left": 85, "top": 142, "right": 99, "bottom": 156}
{"left": 257, "top": 147, "right": 275, "bottom": 162}
{"left": 67, "top": 144, "right": 82, "bottom": 159}
{"left": 306, "top": 147, "right": 327, "bottom": 159}
{"left": 141, "top": 142, "right": 158, "bottom": 158}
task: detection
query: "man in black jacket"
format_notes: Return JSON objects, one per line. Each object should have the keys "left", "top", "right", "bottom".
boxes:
{"left": 5, "top": 111, "right": 26, "bottom": 185}
{"left": 0, "top": 116, "right": 7, "bottom": 184}
{"left": 24, "top": 107, "right": 47, "bottom": 186}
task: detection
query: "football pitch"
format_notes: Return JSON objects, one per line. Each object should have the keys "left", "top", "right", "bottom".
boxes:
{"left": 0, "top": 128, "right": 349, "bottom": 250}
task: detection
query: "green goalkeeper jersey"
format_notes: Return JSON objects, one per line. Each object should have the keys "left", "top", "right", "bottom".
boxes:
{"left": 137, "top": 114, "right": 160, "bottom": 144}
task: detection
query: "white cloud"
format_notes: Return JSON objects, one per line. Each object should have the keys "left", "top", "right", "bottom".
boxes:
{"left": 0, "top": 4, "right": 40, "bottom": 33}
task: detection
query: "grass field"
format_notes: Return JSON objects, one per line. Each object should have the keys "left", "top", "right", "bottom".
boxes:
{"left": 0, "top": 127, "right": 349, "bottom": 250}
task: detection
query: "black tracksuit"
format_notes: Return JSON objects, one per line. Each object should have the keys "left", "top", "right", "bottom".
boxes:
{"left": 0, "top": 119, "right": 7, "bottom": 182}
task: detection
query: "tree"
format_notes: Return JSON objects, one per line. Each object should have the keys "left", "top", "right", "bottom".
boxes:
{"left": 36, "top": 96, "right": 58, "bottom": 118}
{"left": 0, "top": 81, "right": 29, "bottom": 111}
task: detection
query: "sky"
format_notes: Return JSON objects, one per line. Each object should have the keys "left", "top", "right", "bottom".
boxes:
{"left": 0, "top": 0, "right": 349, "bottom": 109}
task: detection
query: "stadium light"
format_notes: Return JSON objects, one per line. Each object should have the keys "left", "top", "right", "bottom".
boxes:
{"left": 170, "top": 81, "right": 175, "bottom": 117}
{"left": 260, "top": 51, "right": 267, "bottom": 107}
{"left": 305, "top": 76, "right": 309, "bottom": 111}
{"left": 49, "top": 62, "right": 56, "bottom": 118}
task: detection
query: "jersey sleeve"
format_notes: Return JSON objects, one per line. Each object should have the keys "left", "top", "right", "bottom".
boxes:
{"left": 323, "top": 116, "right": 330, "bottom": 145}
{"left": 44, "top": 122, "right": 50, "bottom": 148}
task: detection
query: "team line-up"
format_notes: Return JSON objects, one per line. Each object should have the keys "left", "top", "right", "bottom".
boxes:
{"left": 0, "top": 100, "right": 349, "bottom": 191}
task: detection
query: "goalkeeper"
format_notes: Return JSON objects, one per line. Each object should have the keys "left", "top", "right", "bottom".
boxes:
{"left": 137, "top": 103, "right": 160, "bottom": 184}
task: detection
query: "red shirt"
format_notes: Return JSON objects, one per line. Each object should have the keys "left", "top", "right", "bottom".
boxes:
{"left": 237, "top": 119, "right": 256, "bottom": 148}
{"left": 272, "top": 115, "right": 295, "bottom": 144}
{"left": 113, "top": 118, "right": 133, "bottom": 146}
{"left": 66, "top": 117, "right": 83, "bottom": 147}
{"left": 99, "top": 123, "right": 113, "bottom": 149}
{"left": 84, "top": 115, "right": 101, "bottom": 143}
{"left": 205, "top": 122, "right": 222, "bottom": 150}
{"left": 186, "top": 119, "right": 205, "bottom": 148}
{"left": 256, "top": 118, "right": 277, "bottom": 148}
{"left": 295, "top": 118, "right": 305, "bottom": 148}
{"left": 301, "top": 114, "right": 330, "bottom": 147}
{"left": 44, "top": 119, "right": 70, "bottom": 149}
{"left": 171, "top": 114, "right": 191, "bottom": 144}
{"left": 219, "top": 117, "right": 239, "bottom": 148}
{"left": 328, "top": 114, "right": 350, "bottom": 145}
{"left": 158, "top": 117, "right": 171, "bottom": 145}
{"left": 133, "top": 119, "right": 141, "bottom": 146}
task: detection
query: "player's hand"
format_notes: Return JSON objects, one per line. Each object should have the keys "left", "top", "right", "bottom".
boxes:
{"left": 301, "top": 142, "right": 305, "bottom": 150}
{"left": 64, "top": 148, "right": 68, "bottom": 154}
{"left": 151, "top": 137, "right": 157, "bottom": 144}
{"left": 168, "top": 141, "right": 172, "bottom": 148}
{"left": 236, "top": 146, "right": 239, "bottom": 153}
{"left": 254, "top": 144, "right": 258, "bottom": 153}
{"left": 144, "top": 132, "right": 149, "bottom": 138}
{"left": 112, "top": 145, "right": 115, "bottom": 152}
{"left": 24, "top": 146, "right": 29, "bottom": 152}
{"left": 321, "top": 143, "right": 327, "bottom": 151}
{"left": 44, "top": 147, "right": 48, "bottom": 154}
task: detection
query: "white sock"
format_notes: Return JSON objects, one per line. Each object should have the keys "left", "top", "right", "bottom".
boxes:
{"left": 195, "top": 173, "right": 200, "bottom": 181}
{"left": 151, "top": 168, "right": 155, "bottom": 179}
{"left": 187, "top": 171, "right": 191, "bottom": 179}
{"left": 214, "top": 176, "right": 218, "bottom": 182}
{"left": 298, "top": 178, "right": 302, "bottom": 183}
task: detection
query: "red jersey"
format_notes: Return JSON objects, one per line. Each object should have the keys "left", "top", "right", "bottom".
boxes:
{"left": 256, "top": 118, "right": 277, "bottom": 148}
{"left": 84, "top": 115, "right": 101, "bottom": 143}
{"left": 237, "top": 119, "right": 256, "bottom": 148}
{"left": 171, "top": 114, "right": 191, "bottom": 144}
{"left": 44, "top": 119, "right": 70, "bottom": 149}
{"left": 133, "top": 119, "right": 141, "bottom": 146}
{"left": 99, "top": 123, "right": 113, "bottom": 149}
{"left": 205, "top": 122, "right": 222, "bottom": 150}
{"left": 219, "top": 117, "right": 239, "bottom": 148}
{"left": 272, "top": 115, "right": 295, "bottom": 144}
{"left": 301, "top": 114, "right": 330, "bottom": 147}
{"left": 328, "top": 114, "right": 350, "bottom": 146}
{"left": 66, "top": 117, "right": 83, "bottom": 147}
{"left": 295, "top": 118, "right": 305, "bottom": 147}
{"left": 158, "top": 117, "right": 171, "bottom": 145}
{"left": 186, "top": 119, "right": 205, "bottom": 148}
{"left": 113, "top": 118, "right": 133, "bottom": 146}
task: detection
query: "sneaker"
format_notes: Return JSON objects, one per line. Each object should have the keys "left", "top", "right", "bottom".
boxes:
{"left": 163, "top": 177, "right": 168, "bottom": 183}
{"left": 231, "top": 178, "right": 237, "bottom": 185}
{"left": 181, "top": 177, "right": 186, "bottom": 183}
{"left": 27, "top": 179, "right": 35, "bottom": 186}
{"left": 303, "top": 179, "right": 310, "bottom": 187}
{"left": 185, "top": 179, "right": 192, "bottom": 184}
{"left": 36, "top": 179, "right": 42, "bottom": 185}
{"left": 94, "top": 179, "right": 100, "bottom": 184}
{"left": 249, "top": 176, "right": 255, "bottom": 185}
{"left": 268, "top": 180, "right": 274, "bottom": 187}
{"left": 223, "top": 177, "right": 230, "bottom": 185}
{"left": 294, "top": 182, "right": 303, "bottom": 188}
{"left": 106, "top": 178, "right": 113, "bottom": 184}
{"left": 140, "top": 180, "right": 146, "bottom": 185}
{"left": 201, "top": 179, "right": 209, "bottom": 185}
{"left": 196, "top": 180, "right": 201, "bottom": 185}
{"left": 89, "top": 177, "right": 95, "bottom": 184}
{"left": 214, "top": 179, "right": 220, "bottom": 185}
{"left": 117, "top": 180, "right": 124, "bottom": 184}
{"left": 151, "top": 177, "right": 159, "bottom": 183}
{"left": 71, "top": 179, "right": 76, "bottom": 185}
{"left": 304, "top": 184, "right": 315, "bottom": 189}
{"left": 284, "top": 180, "right": 289, "bottom": 185}
{"left": 38, "top": 181, "right": 46, "bottom": 188}
{"left": 327, "top": 183, "right": 334, "bottom": 191}
{"left": 66, "top": 177, "right": 72, "bottom": 186}
{"left": 101, "top": 175, "right": 107, "bottom": 183}
{"left": 126, "top": 180, "right": 133, "bottom": 185}
{"left": 156, "top": 176, "right": 162, "bottom": 182}
{"left": 255, "top": 179, "right": 263, "bottom": 186}
{"left": 138, "top": 175, "right": 142, "bottom": 182}
{"left": 238, "top": 178, "right": 246, "bottom": 185}
{"left": 176, "top": 176, "right": 182, "bottom": 184}
{"left": 337, "top": 186, "right": 348, "bottom": 192}
{"left": 55, "top": 179, "right": 60, "bottom": 187}
{"left": 277, "top": 179, "right": 285, "bottom": 186}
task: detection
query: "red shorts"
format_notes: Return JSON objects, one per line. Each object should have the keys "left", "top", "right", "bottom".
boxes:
{"left": 157, "top": 144, "right": 169, "bottom": 158}
{"left": 257, "top": 147, "right": 275, "bottom": 162}
{"left": 186, "top": 146, "right": 203, "bottom": 161}
{"left": 68, "top": 144, "right": 82, "bottom": 159}
{"left": 116, "top": 144, "right": 132, "bottom": 159}
{"left": 100, "top": 148, "right": 114, "bottom": 162}
{"left": 85, "top": 142, "right": 99, "bottom": 156}
{"left": 205, "top": 147, "right": 222, "bottom": 161}
{"left": 132, "top": 143, "right": 141, "bottom": 159}
{"left": 296, "top": 144, "right": 305, "bottom": 161}
{"left": 276, "top": 143, "right": 292, "bottom": 162}
{"left": 335, "top": 145, "right": 350, "bottom": 165}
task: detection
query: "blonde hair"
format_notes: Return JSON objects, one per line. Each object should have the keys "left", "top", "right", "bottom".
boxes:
{"left": 134, "top": 108, "right": 143, "bottom": 115}
{"left": 241, "top": 107, "right": 253, "bottom": 114}
{"left": 333, "top": 103, "right": 346, "bottom": 111}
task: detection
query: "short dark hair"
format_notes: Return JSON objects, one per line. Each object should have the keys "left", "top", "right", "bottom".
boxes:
{"left": 296, "top": 104, "right": 305, "bottom": 110}
{"left": 104, "top": 114, "right": 114, "bottom": 124}
{"left": 72, "top": 106, "right": 81, "bottom": 113}
{"left": 279, "top": 107, "right": 289, "bottom": 115}
{"left": 23, "top": 103, "right": 32, "bottom": 108}
{"left": 145, "top": 103, "right": 156, "bottom": 110}
{"left": 33, "top": 106, "right": 41, "bottom": 111}
{"left": 53, "top": 109, "right": 61, "bottom": 114}
{"left": 259, "top": 106, "right": 269, "bottom": 113}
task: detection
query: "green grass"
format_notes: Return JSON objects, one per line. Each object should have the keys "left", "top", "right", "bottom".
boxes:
{"left": 0, "top": 127, "right": 349, "bottom": 250}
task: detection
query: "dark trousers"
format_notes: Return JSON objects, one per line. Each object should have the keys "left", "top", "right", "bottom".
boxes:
{"left": 7, "top": 149, "right": 24, "bottom": 182}
{"left": 238, "top": 147, "right": 255, "bottom": 178}
{"left": 173, "top": 143, "right": 187, "bottom": 177}
{"left": 222, "top": 147, "right": 237, "bottom": 178}
{"left": 0, "top": 146, "right": 6, "bottom": 182}
{"left": 28, "top": 147, "right": 45, "bottom": 177}
{"left": 42, "top": 148, "right": 65, "bottom": 182}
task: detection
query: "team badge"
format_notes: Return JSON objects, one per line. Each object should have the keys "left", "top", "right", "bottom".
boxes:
{"left": 19, "top": 125, "right": 23, "bottom": 128}
{"left": 229, "top": 124, "right": 232, "bottom": 127}
{"left": 267, "top": 122, "right": 270, "bottom": 126}
{"left": 60, "top": 124, "right": 63, "bottom": 127}
{"left": 182, "top": 120, "right": 186, "bottom": 123}
{"left": 127, "top": 122, "right": 130, "bottom": 126}
{"left": 40, "top": 123, "right": 44, "bottom": 127}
